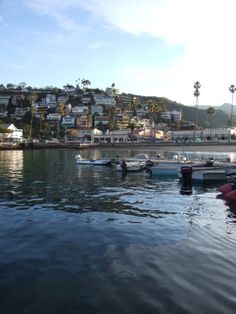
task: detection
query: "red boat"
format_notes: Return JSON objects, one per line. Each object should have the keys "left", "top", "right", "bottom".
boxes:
{"left": 218, "top": 169, "right": 236, "bottom": 202}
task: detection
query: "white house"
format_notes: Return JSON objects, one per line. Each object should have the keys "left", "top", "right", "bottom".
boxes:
{"left": 0, "top": 123, "right": 23, "bottom": 142}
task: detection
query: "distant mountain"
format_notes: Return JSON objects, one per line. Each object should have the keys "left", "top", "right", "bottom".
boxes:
{"left": 199, "top": 103, "right": 236, "bottom": 115}
{"left": 143, "top": 96, "right": 231, "bottom": 128}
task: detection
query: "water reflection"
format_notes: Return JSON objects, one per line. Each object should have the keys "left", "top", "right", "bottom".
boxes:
{"left": 0, "top": 151, "right": 24, "bottom": 196}
{"left": 0, "top": 150, "right": 23, "bottom": 175}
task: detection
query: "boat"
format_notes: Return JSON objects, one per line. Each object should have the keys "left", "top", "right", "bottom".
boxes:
{"left": 218, "top": 169, "right": 236, "bottom": 201}
{"left": 127, "top": 153, "right": 152, "bottom": 162}
{"left": 75, "top": 154, "right": 112, "bottom": 165}
{"left": 150, "top": 158, "right": 199, "bottom": 176}
{"left": 116, "top": 160, "right": 146, "bottom": 172}
{"left": 191, "top": 168, "right": 227, "bottom": 182}
{"left": 178, "top": 160, "right": 236, "bottom": 183}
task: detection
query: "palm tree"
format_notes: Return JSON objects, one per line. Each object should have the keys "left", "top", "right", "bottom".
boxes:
{"left": 127, "top": 119, "right": 140, "bottom": 142}
{"left": 207, "top": 107, "right": 216, "bottom": 140}
{"left": 147, "top": 98, "right": 165, "bottom": 126}
{"left": 229, "top": 84, "right": 236, "bottom": 143}
{"left": 193, "top": 81, "right": 201, "bottom": 140}
{"left": 81, "top": 79, "right": 91, "bottom": 89}
{"left": 28, "top": 92, "right": 38, "bottom": 141}
{"left": 129, "top": 96, "right": 141, "bottom": 117}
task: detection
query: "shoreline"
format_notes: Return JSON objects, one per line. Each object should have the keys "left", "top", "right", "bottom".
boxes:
{"left": 1, "top": 142, "right": 236, "bottom": 153}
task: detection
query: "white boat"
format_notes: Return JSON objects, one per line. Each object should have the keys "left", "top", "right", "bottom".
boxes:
{"left": 127, "top": 153, "right": 151, "bottom": 161}
{"left": 191, "top": 168, "right": 227, "bottom": 182}
{"left": 150, "top": 159, "right": 199, "bottom": 176}
{"left": 116, "top": 160, "right": 146, "bottom": 172}
{"left": 178, "top": 161, "right": 236, "bottom": 182}
{"left": 75, "top": 154, "right": 112, "bottom": 165}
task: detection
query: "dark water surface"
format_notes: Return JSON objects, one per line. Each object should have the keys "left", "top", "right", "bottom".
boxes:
{"left": 0, "top": 149, "right": 236, "bottom": 314}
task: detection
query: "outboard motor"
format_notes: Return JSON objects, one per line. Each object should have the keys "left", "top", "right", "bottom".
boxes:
{"left": 145, "top": 160, "right": 154, "bottom": 171}
{"left": 120, "top": 159, "right": 128, "bottom": 172}
{"left": 206, "top": 159, "right": 214, "bottom": 167}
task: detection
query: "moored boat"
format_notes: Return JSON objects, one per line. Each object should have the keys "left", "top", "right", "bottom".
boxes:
{"left": 218, "top": 169, "right": 236, "bottom": 201}
{"left": 116, "top": 160, "right": 146, "bottom": 172}
{"left": 178, "top": 160, "right": 236, "bottom": 182}
{"left": 75, "top": 154, "right": 112, "bottom": 165}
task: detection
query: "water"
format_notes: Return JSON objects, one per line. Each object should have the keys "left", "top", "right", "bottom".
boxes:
{"left": 0, "top": 149, "right": 236, "bottom": 314}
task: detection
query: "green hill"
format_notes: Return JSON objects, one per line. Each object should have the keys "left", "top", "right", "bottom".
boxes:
{"left": 139, "top": 95, "right": 231, "bottom": 128}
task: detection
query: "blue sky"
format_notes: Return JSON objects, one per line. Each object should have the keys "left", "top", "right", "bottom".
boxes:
{"left": 1, "top": 0, "right": 236, "bottom": 107}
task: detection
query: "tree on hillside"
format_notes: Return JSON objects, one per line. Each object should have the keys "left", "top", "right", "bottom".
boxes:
{"left": 81, "top": 79, "right": 91, "bottom": 89}
{"left": 127, "top": 120, "right": 141, "bottom": 143}
{"left": 127, "top": 96, "right": 141, "bottom": 117}
{"left": 0, "top": 126, "right": 12, "bottom": 142}
{"left": 207, "top": 107, "right": 216, "bottom": 139}
{"left": 147, "top": 98, "right": 166, "bottom": 125}
{"left": 28, "top": 92, "right": 38, "bottom": 140}
{"left": 63, "top": 84, "right": 75, "bottom": 90}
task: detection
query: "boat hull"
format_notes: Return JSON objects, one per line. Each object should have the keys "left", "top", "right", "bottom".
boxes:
{"left": 75, "top": 159, "right": 112, "bottom": 165}
{"left": 191, "top": 169, "right": 226, "bottom": 182}
{"left": 116, "top": 161, "right": 146, "bottom": 172}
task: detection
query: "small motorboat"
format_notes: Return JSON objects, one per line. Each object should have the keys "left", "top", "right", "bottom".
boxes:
{"left": 75, "top": 154, "right": 112, "bottom": 165}
{"left": 116, "top": 160, "right": 146, "bottom": 172}
{"left": 178, "top": 160, "right": 236, "bottom": 183}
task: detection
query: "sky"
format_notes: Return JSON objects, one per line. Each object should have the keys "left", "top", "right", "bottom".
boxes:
{"left": 1, "top": 0, "right": 236, "bottom": 107}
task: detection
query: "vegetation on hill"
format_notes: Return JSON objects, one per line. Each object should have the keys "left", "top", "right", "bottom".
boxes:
{"left": 0, "top": 84, "right": 234, "bottom": 133}
{"left": 135, "top": 95, "right": 232, "bottom": 128}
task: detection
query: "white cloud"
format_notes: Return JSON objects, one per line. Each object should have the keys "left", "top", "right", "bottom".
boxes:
{"left": 23, "top": 0, "right": 86, "bottom": 31}
{"left": 21, "top": 0, "right": 236, "bottom": 105}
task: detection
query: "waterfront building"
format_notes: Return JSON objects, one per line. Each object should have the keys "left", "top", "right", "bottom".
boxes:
{"left": 65, "top": 127, "right": 102, "bottom": 142}
{"left": 171, "top": 128, "right": 236, "bottom": 143}
{"left": 0, "top": 123, "right": 23, "bottom": 142}
{"left": 93, "top": 129, "right": 130, "bottom": 144}
{"left": 136, "top": 128, "right": 164, "bottom": 141}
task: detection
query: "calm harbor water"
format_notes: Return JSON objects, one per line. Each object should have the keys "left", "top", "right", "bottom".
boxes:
{"left": 0, "top": 148, "right": 236, "bottom": 314}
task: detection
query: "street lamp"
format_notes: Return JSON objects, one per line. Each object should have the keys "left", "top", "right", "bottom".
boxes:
{"left": 193, "top": 81, "right": 201, "bottom": 141}
{"left": 229, "top": 84, "right": 236, "bottom": 143}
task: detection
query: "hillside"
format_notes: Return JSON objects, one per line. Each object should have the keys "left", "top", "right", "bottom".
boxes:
{"left": 140, "top": 96, "right": 231, "bottom": 128}
{"left": 199, "top": 103, "right": 236, "bottom": 116}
